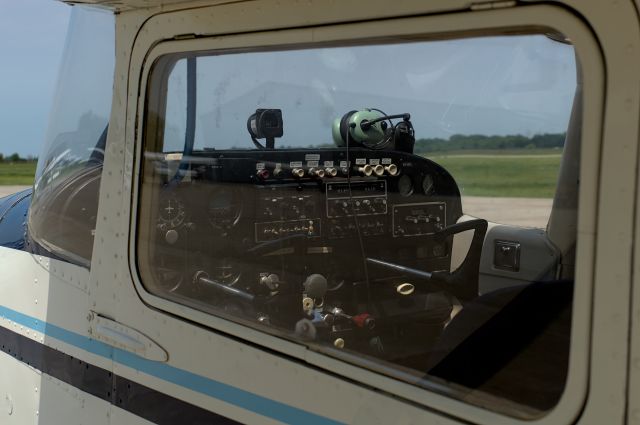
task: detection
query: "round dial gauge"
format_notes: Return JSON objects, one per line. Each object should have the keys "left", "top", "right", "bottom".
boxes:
{"left": 422, "top": 174, "right": 435, "bottom": 195}
{"left": 211, "top": 257, "right": 241, "bottom": 286}
{"left": 155, "top": 266, "right": 183, "bottom": 292}
{"left": 397, "top": 175, "right": 414, "bottom": 197}
{"left": 208, "top": 187, "right": 242, "bottom": 230}
{"left": 159, "top": 194, "right": 186, "bottom": 228}
{"left": 153, "top": 253, "right": 185, "bottom": 292}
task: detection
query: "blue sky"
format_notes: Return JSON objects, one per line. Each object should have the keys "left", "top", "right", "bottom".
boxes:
{"left": 0, "top": 0, "right": 70, "bottom": 157}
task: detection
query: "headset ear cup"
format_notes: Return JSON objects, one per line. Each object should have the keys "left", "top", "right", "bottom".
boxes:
{"left": 339, "top": 110, "right": 357, "bottom": 145}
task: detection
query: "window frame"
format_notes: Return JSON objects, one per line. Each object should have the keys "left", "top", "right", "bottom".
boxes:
{"left": 127, "top": 5, "right": 604, "bottom": 424}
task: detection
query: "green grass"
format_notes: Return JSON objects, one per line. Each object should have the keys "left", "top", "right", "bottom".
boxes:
{"left": 424, "top": 151, "right": 562, "bottom": 198}
{"left": 425, "top": 148, "right": 563, "bottom": 157}
{"left": 0, "top": 162, "right": 37, "bottom": 185}
{"left": 0, "top": 152, "right": 562, "bottom": 198}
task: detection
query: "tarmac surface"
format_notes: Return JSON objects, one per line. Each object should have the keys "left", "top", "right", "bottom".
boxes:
{"left": 0, "top": 185, "right": 30, "bottom": 198}
{"left": 0, "top": 186, "right": 552, "bottom": 228}
{"left": 461, "top": 196, "right": 552, "bottom": 228}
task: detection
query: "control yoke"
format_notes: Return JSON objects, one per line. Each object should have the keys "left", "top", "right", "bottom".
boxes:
{"left": 367, "top": 219, "right": 488, "bottom": 303}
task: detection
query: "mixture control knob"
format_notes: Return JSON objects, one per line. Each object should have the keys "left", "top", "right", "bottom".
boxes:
{"left": 303, "top": 274, "right": 328, "bottom": 299}
{"left": 260, "top": 273, "right": 280, "bottom": 290}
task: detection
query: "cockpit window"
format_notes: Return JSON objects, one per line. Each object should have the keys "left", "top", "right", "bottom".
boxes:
{"left": 28, "top": 7, "right": 114, "bottom": 267}
{"left": 159, "top": 37, "right": 575, "bottom": 152}
{"left": 137, "top": 34, "right": 578, "bottom": 417}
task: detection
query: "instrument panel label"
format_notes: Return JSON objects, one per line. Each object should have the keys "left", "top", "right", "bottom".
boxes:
{"left": 382, "top": 158, "right": 392, "bottom": 165}
{"left": 290, "top": 161, "right": 303, "bottom": 168}
{"left": 255, "top": 218, "right": 321, "bottom": 242}
{"left": 326, "top": 180, "right": 387, "bottom": 199}
{"left": 324, "top": 160, "right": 334, "bottom": 167}
{"left": 369, "top": 158, "right": 380, "bottom": 165}
{"left": 305, "top": 154, "right": 320, "bottom": 161}
{"left": 355, "top": 158, "right": 367, "bottom": 165}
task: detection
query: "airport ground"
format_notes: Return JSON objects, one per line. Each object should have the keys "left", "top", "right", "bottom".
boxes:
{"left": 0, "top": 185, "right": 552, "bottom": 229}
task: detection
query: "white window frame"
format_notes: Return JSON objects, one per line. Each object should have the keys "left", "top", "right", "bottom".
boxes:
{"left": 125, "top": 4, "right": 605, "bottom": 424}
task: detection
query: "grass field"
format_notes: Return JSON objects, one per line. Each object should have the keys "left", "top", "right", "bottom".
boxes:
{"left": 0, "top": 161, "right": 37, "bottom": 185}
{"left": 425, "top": 151, "right": 562, "bottom": 198}
{"left": 425, "top": 148, "right": 562, "bottom": 157}
{"left": 0, "top": 152, "right": 562, "bottom": 198}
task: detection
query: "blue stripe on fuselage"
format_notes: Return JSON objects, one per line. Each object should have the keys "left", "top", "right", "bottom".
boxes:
{"left": 0, "top": 305, "right": 344, "bottom": 425}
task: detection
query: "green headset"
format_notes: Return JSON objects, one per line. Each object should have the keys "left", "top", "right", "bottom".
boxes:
{"left": 332, "top": 108, "right": 415, "bottom": 153}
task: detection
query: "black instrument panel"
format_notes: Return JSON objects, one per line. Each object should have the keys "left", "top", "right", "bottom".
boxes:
{"left": 144, "top": 147, "right": 469, "bottom": 362}
{"left": 186, "top": 148, "right": 461, "bottom": 237}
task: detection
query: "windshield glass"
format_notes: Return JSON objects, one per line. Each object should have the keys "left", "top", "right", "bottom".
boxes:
{"left": 29, "top": 6, "right": 114, "bottom": 266}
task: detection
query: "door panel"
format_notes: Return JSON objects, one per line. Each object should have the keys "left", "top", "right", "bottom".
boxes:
{"left": 479, "top": 224, "right": 560, "bottom": 294}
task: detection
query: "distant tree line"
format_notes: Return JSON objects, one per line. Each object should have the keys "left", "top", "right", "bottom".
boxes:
{"left": 281, "top": 133, "right": 566, "bottom": 152}
{"left": 414, "top": 133, "right": 565, "bottom": 153}
{"left": 0, "top": 153, "right": 37, "bottom": 163}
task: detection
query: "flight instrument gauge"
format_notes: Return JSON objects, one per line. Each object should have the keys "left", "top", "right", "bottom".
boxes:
{"left": 158, "top": 193, "right": 186, "bottom": 229}
{"left": 208, "top": 186, "right": 242, "bottom": 232}
{"left": 422, "top": 174, "right": 435, "bottom": 195}
{"left": 210, "top": 257, "right": 241, "bottom": 286}
{"left": 398, "top": 174, "right": 414, "bottom": 197}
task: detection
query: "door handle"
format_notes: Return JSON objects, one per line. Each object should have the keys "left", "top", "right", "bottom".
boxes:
{"left": 89, "top": 312, "right": 168, "bottom": 362}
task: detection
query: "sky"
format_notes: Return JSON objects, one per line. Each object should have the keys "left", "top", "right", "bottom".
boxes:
{"left": 0, "top": 0, "right": 70, "bottom": 157}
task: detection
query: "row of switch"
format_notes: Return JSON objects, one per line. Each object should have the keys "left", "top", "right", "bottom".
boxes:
{"left": 327, "top": 197, "right": 387, "bottom": 218}
{"left": 404, "top": 214, "right": 441, "bottom": 224}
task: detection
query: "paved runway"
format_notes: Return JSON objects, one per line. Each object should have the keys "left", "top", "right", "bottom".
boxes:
{"left": 0, "top": 186, "right": 552, "bottom": 228}
{"left": 462, "top": 196, "right": 552, "bottom": 228}
{"left": 0, "top": 185, "right": 30, "bottom": 198}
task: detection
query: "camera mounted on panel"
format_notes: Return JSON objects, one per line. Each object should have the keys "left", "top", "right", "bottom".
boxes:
{"left": 332, "top": 108, "right": 415, "bottom": 154}
{"left": 247, "top": 108, "right": 284, "bottom": 149}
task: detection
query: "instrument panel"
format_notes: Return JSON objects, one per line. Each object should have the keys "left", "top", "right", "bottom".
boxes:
{"left": 142, "top": 147, "right": 469, "bottom": 362}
